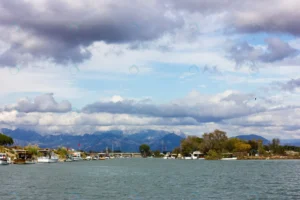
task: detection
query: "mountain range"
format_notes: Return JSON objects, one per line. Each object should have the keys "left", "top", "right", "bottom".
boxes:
{"left": 235, "top": 134, "right": 300, "bottom": 147}
{"left": 235, "top": 134, "right": 270, "bottom": 145}
{"left": 0, "top": 128, "right": 185, "bottom": 152}
{"left": 3, "top": 128, "right": 298, "bottom": 152}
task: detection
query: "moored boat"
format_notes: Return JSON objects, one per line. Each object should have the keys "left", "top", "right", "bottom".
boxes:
{"left": 163, "top": 152, "right": 176, "bottom": 159}
{"left": 221, "top": 153, "right": 237, "bottom": 160}
{"left": 25, "top": 160, "right": 36, "bottom": 164}
{"left": 72, "top": 152, "right": 83, "bottom": 161}
{"left": 98, "top": 153, "right": 107, "bottom": 160}
{"left": 37, "top": 156, "right": 58, "bottom": 163}
{"left": 191, "top": 151, "right": 205, "bottom": 160}
{"left": 13, "top": 150, "right": 35, "bottom": 164}
{"left": 92, "top": 156, "right": 99, "bottom": 160}
{"left": 85, "top": 156, "right": 92, "bottom": 160}
{"left": 37, "top": 149, "right": 59, "bottom": 163}
{"left": 0, "top": 153, "right": 9, "bottom": 165}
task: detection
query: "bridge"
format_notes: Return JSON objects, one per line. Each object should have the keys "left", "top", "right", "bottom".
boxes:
{"left": 108, "top": 152, "right": 142, "bottom": 158}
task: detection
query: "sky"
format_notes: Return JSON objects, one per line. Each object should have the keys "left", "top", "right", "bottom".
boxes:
{"left": 0, "top": 0, "right": 300, "bottom": 139}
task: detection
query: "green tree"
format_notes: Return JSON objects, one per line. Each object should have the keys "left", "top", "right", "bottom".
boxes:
{"left": 25, "top": 145, "right": 40, "bottom": 158}
{"left": 181, "top": 136, "right": 203, "bottom": 156}
{"left": 55, "top": 147, "right": 68, "bottom": 159}
{"left": 257, "top": 140, "right": 266, "bottom": 155}
{"left": 139, "top": 144, "right": 151, "bottom": 157}
{"left": 269, "top": 138, "right": 285, "bottom": 155}
{"left": 172, "top": 147, "right": 181, "bottom": 155}
{"left": 153, "top": 150, "right": 162, "bottom": 157}
{"left": 205, "top": 150, "right": 222, "bottom": 160}
{"left": 247, "top": 140, "right": 259, "bottom": 150}
{"left": 225, "top": 138, "right": 240, "bottom": 152}
{"left": 234, "top": 141, "right": 251, "bottom": 152}
{"left": 0, "top": 133, "right": 14, "bottom": 146}
{"left": 201, "top": 129, "right": 228, "bottom": 153}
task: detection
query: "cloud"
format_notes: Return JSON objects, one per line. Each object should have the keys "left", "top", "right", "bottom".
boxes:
{"left": 230, "top": 0, "right": 300, "bottom": 36}
{"left": 261, "top": 38, "right": 298, "bottom": 62}
{"left": 1, "top": 0, "right": 299, "bottom": 70}
{"left": 228, "top": 38, "right": 298, "bottom": 67}
{"left": 274, "top": 78, "right": 300, "bottom": 92}
{"left": 0, "top": 0, "right": 183, "bottom": 67}
{"left": 169, "top": 0, "right": 300, "bottom": 37}
{"left": 0, "top": 92, "right": 299, "bottom": 139}
{"left": 4, "top": 93, "right": 71, "bottom": 113}
{"left": 166, "top": 0, "right": 240, "bottom": 14}
{"left": 82, "top": 91, "right": 266, "bottom": 123}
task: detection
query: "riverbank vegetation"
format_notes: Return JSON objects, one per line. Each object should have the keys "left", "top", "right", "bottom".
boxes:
{"left": 173, "top": 129, "right": 300, "bottom": 160}
{"left": 139, "top": 144, "right": 151, "bottom": 157}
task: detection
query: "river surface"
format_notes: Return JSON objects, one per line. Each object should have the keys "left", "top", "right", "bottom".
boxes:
{"left": 0, "top": 159, "right": 300, "bottom": 200}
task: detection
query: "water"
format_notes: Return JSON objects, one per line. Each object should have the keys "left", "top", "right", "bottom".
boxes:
{"left": 1, "top": 159, "right": 300, "bottom": 200}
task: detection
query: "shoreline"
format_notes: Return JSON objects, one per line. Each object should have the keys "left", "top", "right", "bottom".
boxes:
{"left": 238, "top": 156, "right": 300, "bottom": 160}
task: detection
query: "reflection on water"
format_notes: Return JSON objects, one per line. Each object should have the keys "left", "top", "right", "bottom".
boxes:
{"left": 1, "top": 159, "right": 300, "bottom": 200}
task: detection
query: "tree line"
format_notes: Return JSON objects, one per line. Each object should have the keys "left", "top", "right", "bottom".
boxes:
{"left": 0, "top": 133, "right": 14, "bottom": 146}
{"left": 139, "top": 129, "right": 300, "bottom": 159}
{"left": 172, "top": 129, "right": 300, "bottom": 159}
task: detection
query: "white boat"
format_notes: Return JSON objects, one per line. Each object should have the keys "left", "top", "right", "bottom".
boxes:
{"left": 92, "top": 156, "right": 99, "bottom": 160}
{"left": 184, "top": 156, "right": 192, "bottom": 160}
{"left": 85, "top": 156, "right": 92, "bottom": 160}
{"left": 221, "top": 153, "right": 237, "bottom": 160}
{"left": 25, "top": 160, "right": 36, "bottom": 164}
{"left": 37, "top": 151, "right": 59, "bottom": 163}
{"left": 65, "top": 158, "right": 73, "bottom": 162}
{"left": 72, "top": 156, "right": 83, "bottom": 161}
{"left": 0, "top": 153, "right": 9, "bottom": 165}
{"left": 163, "top": 152, "right": 176, "bottom": 159}
{"left": 191, "top": 151, "right": 205, "bottom": 160}
{"left": 37, "top": 156, "right": 58, "bottom": 163}
{"left": 7, "top": 157, "right": 12, "bottom": 164}
{"left": 72, "top": 152, "right": 83, "bottom": 161}
{"left": 221, "top": 157, "right": 237, "bottom": 160}
{"left": 98, "top": 153, "right": 110, "bottom": 160}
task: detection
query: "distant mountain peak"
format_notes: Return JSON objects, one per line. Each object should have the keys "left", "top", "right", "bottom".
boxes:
{"left": 235, "top": 134, "right": 270, "bottom": 145}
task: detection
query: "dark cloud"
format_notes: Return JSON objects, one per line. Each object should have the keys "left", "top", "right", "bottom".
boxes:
{"left": 169, "top": 0, "right": 300, "bottom": 37}
{"left": 1, "top": 0, "right": 299, "bottom": 69}
{"left": 261, "top": 38, "right": 298, "bottom": 62}
{"left": 277, "top": 78, "right": 300, "bottom": 92}
{"left": 230, "top": 1, "right": 300, "bottom": 36}
{"left": 82, "top": 94, "right": 266, "bottom": 123}
{"left": 4, "top": 93, "right": 71, "bottom": 113}
{"left": 283, "top": 125, "right": 300, "bottom": 131}
{"left": 227, "top": 41, "right": 261, "bottom": 67}
{"left": 0, "top": 0, "right": 183, "bottom": 67}
{"left": 166, "top": 0, "right": 240, "bottom": 14}
{"left": 202, "top": 65, "right": 222, "bottom": 75}
{"left": 228, "top": 38, "right": 298, "bottom": 67}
